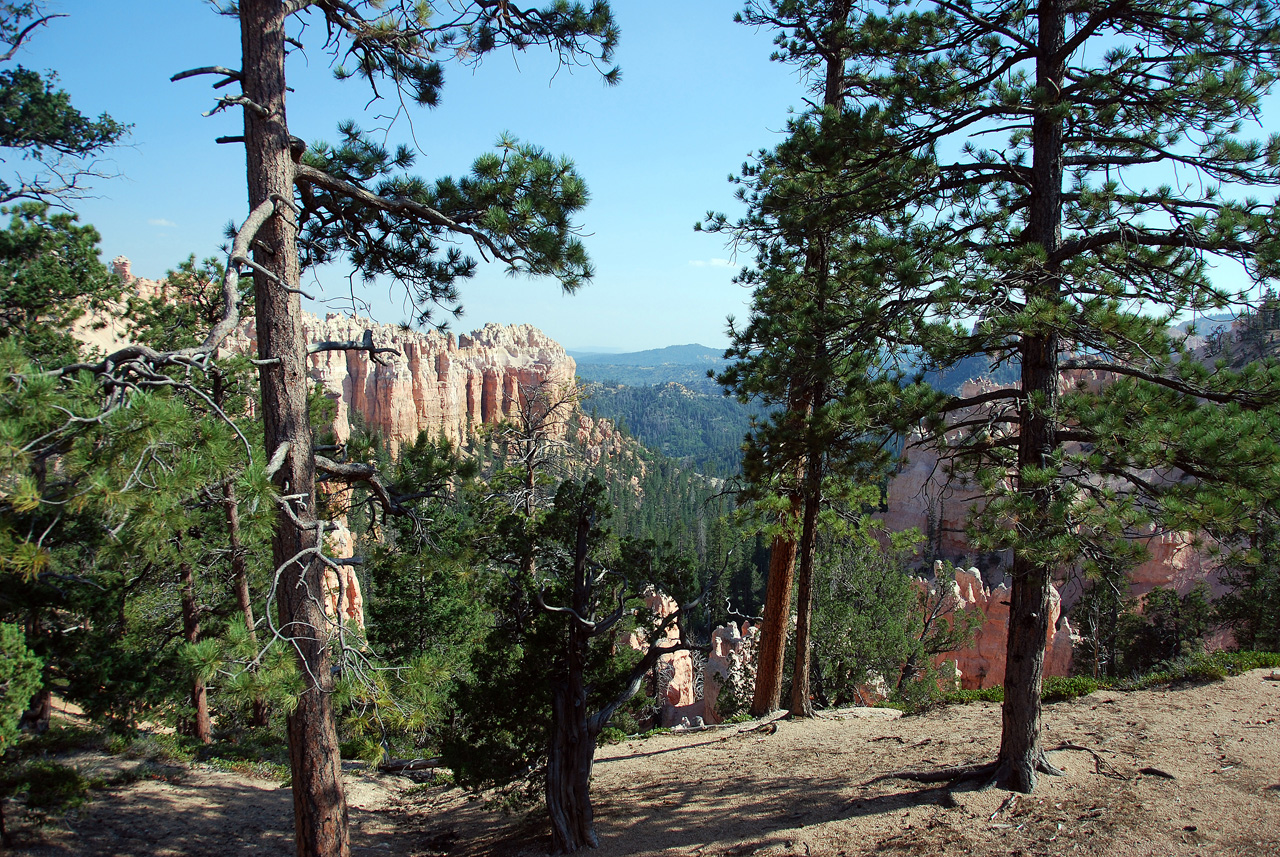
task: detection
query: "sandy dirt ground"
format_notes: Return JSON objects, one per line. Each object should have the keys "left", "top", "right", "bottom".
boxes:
{"left": 8, "top": 669, "right": 1279, "bottom": 857}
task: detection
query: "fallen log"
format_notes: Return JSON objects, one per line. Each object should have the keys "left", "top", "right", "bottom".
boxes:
{"left": 378, "top": 757, "right": 443, "bottom": 774}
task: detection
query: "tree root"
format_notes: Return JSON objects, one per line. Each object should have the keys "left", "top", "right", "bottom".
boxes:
{"left": 868, "top": 749, "right": 1068, "bottom": 792}
{"left": 1046, "top": 742, "right": 1130, "bottom": 780}
{"left": 866, "top": 761, "right": 999, "bottom": 787}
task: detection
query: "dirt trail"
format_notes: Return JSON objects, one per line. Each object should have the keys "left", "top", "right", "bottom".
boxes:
{"left": 9, "top": 669, "right": 1280, "bottom": 857}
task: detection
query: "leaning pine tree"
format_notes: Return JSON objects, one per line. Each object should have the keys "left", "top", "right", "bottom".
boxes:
{"left": 63, "top": 3, "right": 619, "bottom": 855}
{"left": 736, "top": 0, "right": 1280, "bottom": 792}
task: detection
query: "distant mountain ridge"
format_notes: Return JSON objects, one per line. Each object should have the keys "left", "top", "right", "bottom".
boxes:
{"left": 570, "top": 344, "right": 727, "bottom": 393}
{"left": 569, "top": 344, "right": 725, "bottom": 366}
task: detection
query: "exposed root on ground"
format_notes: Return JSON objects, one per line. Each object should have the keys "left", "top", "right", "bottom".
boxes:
{"left": 868, "top": 748, "right": 1071, "bottom": 793}
{"left": 1046, "top": 742, "right": 1130, "bottom": 780}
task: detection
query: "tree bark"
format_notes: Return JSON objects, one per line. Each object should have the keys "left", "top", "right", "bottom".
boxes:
{"left": 784, "top": 6, "right": 846, "bottom": 719}
{"left": 241, "top": 1, "right": 349, "bottom": 853}
{"left": 20, "top": 613, "right": 50, "bottom": 734}
{"left": 546, "top": 494, "right": 600, "bottom": 853}
{"left": 546, "top": 679, "right": 598, "bottom": 854}
{"left": 750, "top": 501, "right": 800, "bottom": 716}
{"left": 995, "top": 0, "right": 1066, "bottom": 794}
{"left": 788, "top": 435, "right": 822, "bottom": 718}
{"left": 179, "top": 561, "right": 212, "bottom": 744}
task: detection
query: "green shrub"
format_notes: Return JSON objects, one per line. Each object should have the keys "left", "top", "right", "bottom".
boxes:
{"left": 338, "top": 736, "right": 385, "bottom": 765}
{"left": 122, "top": 733, "right": 196, "bottom": 765}
{"left": 195, "top": 728, "right": 290, "bottom": 779}
{"left": 1041, "top": 675, "right": 1100, "bottom": 702}
{"left": 1121, "top": 650, "right": 1280, "bottom": 690}
{"left": 7, "top": 760, "right": 91, "bottom": 813}
{"left": 0, "top": 623, "right": 42, "bottom": 755}
{"left": 17, "top": 723, "right": 103, "bottom": 759}
{"left": 596, "top": 727, "right": 627, "bottom": 746}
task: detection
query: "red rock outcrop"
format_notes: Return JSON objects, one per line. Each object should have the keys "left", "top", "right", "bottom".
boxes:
{"left": 919, "top": 564, "right": 1075, "bottom": 690}
{"left": 224, "top": 313, "right": 577, "bottom": 453}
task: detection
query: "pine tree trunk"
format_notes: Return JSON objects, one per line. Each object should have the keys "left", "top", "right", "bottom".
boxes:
{"left": 750, "top": 505, "right": 799, "bottom": 716}
{"left": 995, "top": 0, "right": 1065, "bottom": 794}
{"left": 179, "top": 561, "right": 212, "bottom": 745}
{"left": 20, "top": 613, "right": 50, "bottom": 734}
{"left": 789, "top": 445, "right": 823, "bottom": 718}
{"left": 241, "top": 1, "right": 349, "bottom": 853}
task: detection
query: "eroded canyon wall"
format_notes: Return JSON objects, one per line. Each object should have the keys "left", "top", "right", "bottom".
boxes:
{"left": 224, "top": 313, "right": 577, "bottom": 451}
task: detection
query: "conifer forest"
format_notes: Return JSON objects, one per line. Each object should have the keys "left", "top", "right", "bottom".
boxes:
{"left": 3, "top": 1, "right": 1280, "bottom": 855}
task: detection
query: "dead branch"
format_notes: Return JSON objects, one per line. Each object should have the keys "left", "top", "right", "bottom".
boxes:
{"left": 308, "top": 329, "right": 400, "bottom": 365}
{"left": 203, "top": 94, "right": 269, "bottom": 118}
{"left": 377, "top": 757, "right": 443, "bottom": 774}
{"left": 170, "top": 66, "right": 243, "bottom": 85}
{"left": 314, "top": 454, "right": 405, "bottom": 515}
{"left": 0, "top": 13, "right": 65, "bottom": 62}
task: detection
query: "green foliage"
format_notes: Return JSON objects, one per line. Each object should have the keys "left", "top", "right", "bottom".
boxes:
{"left": 0, "top": 204, "right": 119, "bottom": 365}
{"left": 1040, "top": 675, "right": 1101, "bottom": 703}
{"left": 120, "top": 733, "right": 196, "bottom": 766}
{"left": 14, "top": 723, "right": 101, "bottom": 758}
{"left": 445, "top": 478, "right": 689, "bottom": 806}
{"left": 1116, "top": 585, "right": 1214, "bottom": 676}
{"left": 888, "top": 661, "right": 966, "bottom": 715}
{"left": 883, "top": 651, "right": 1280, "bottom": 714}
{"left": 1215, "top": 513, "right": 1280, "bottom": 652}
{"left": 810, "top": 542, "right": 980, "bottom": 708}
{"left": 301, "top": 130, "right": 597, "bottom": 326}
{"left": 0, "top": 2, "right": 128, "bottom": 204}
{"left": 1, "top": 759, "right": 91, "bottom": 814}
{"left": 0, "top": 622, "right": 39, "bottom": 753}
{"left": 195, "top": 729, "right": 290, "bottom": 779}
{"left": 1116, "top": 651, "right": 1266, "bottom": 689}
{"left": 810, "top": 541, "right": 919, "bottom": 706}
{"left": 596, "top": 726, "right": 627, "bottom": 746}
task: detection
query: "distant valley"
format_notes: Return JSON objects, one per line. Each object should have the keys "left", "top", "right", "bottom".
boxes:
{"left": 571, "top": 344, "right": 757, "bottom": 474}
{"left": 570, "top": 344, "right": 728, "bottom": 394}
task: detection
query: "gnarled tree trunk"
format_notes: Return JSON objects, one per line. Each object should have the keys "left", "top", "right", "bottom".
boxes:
{"left": 546, "top": 672, "right": 598, "bottom": 854}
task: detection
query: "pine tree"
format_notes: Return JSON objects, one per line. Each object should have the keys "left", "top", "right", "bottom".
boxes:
{"left": 727, "top": 0, "right": 1280, "bottom": 791}
{"left": 0, "top": 204, "right": 120, "bottom": 366}
{"left": 709, "top": 0, "right": 913, "bottom": 716}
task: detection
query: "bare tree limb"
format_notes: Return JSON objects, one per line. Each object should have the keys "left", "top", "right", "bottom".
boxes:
{"left": 308, "top": 329, "right": 400, "bottom": 365}
{"left": 0, "top": 13, "right": 64, "bottom": 62}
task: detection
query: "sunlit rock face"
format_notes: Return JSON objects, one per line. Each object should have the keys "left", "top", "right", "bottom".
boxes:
{"left": 917, "top": 564, "right": 1075, "bottom": 691}
{"left": 225, "top": 314, "right": 577, "bottom": 453}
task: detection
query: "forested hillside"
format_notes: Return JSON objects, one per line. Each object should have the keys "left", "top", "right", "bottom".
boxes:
{"left": 581, "top": 381, "right": 759, "bottom": 474}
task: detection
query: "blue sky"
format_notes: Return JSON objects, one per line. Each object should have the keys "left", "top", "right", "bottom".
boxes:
{"left": 24, "top": 2, "right": 821, "bottom": 352}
